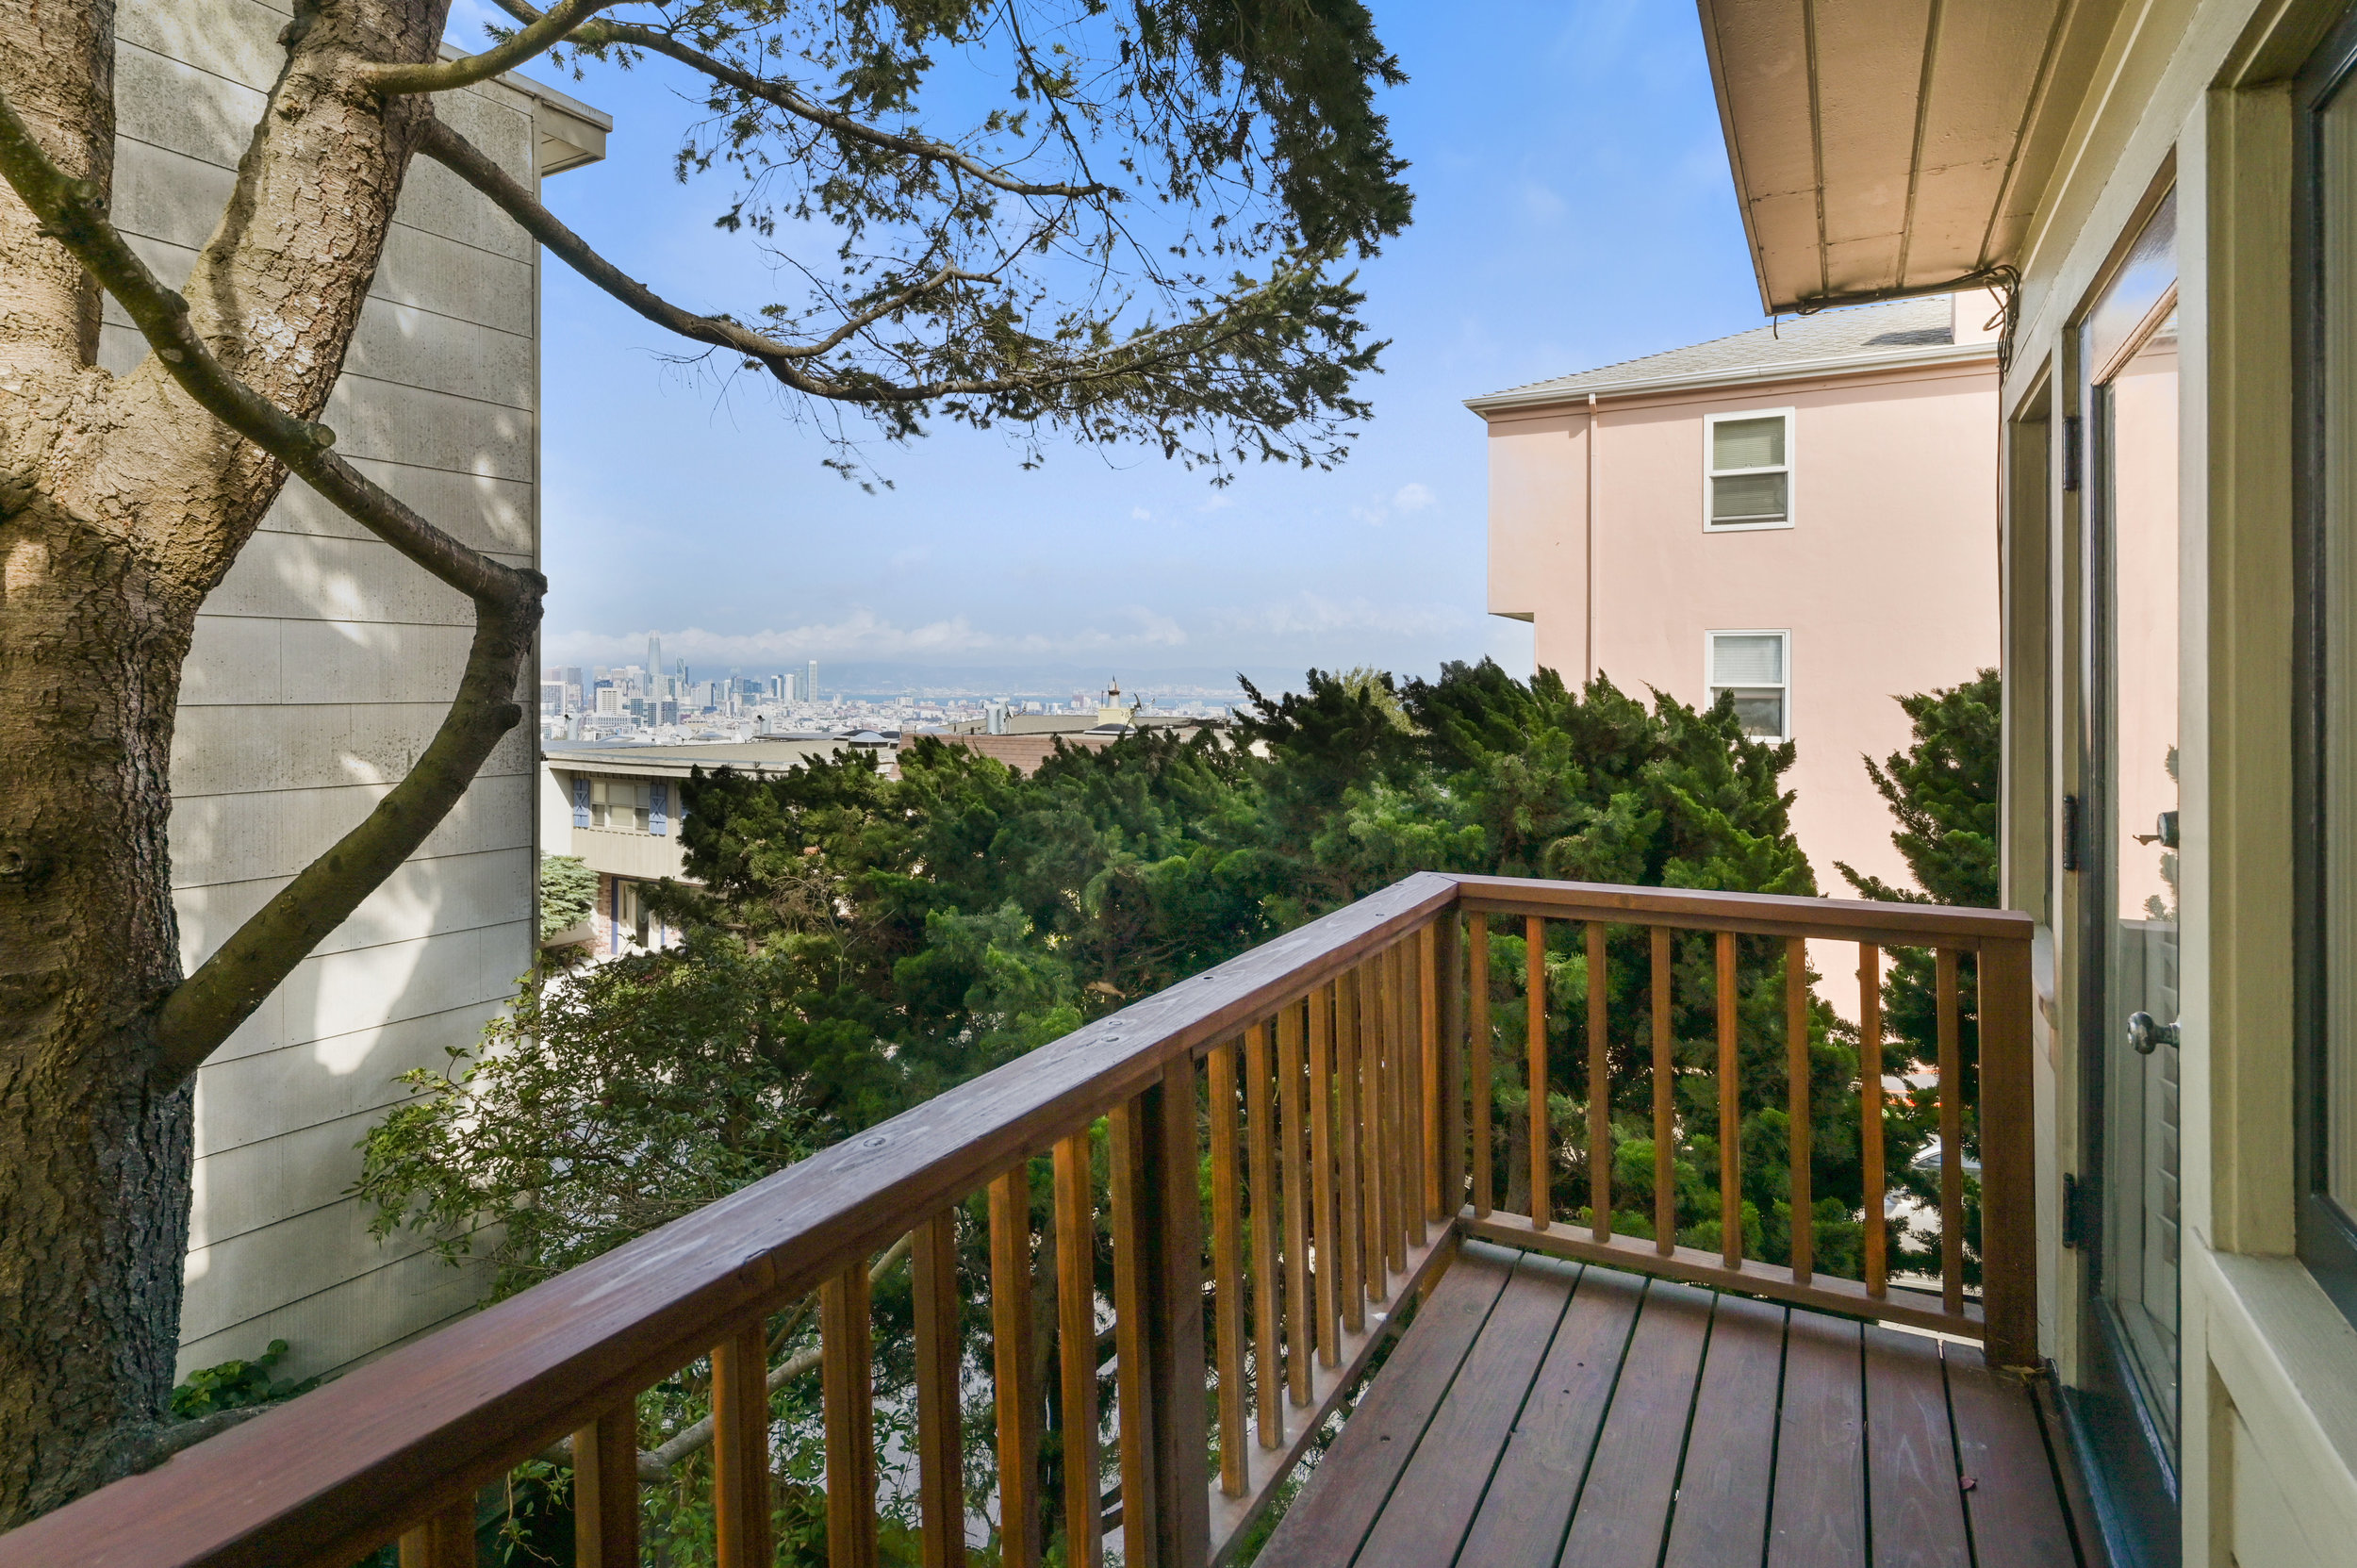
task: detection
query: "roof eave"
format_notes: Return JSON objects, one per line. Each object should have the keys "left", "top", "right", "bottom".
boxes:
{"left": 1462, "top": 337, "right": 1997, "bottom": 417}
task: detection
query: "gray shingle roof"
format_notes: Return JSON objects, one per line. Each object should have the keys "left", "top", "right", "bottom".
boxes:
{"left": 1468, "top": 296, "right": 1972, "bottom": 410}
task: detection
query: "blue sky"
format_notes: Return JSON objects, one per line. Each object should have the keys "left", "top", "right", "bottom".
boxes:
{"left": 459, "top": 2, "right": 1771, "bottom": 692}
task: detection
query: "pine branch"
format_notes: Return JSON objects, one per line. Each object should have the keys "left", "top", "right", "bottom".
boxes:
{"left": 418, "top": 116, "right": 993, "bottom": 371}
{"left": 0, "top": 84, "right": 544, "bottom": 1086}
{"left": 492, "top": 1, "right": 1110, "bottom": 200}
{"left": 418, "top": 115, "right": 1343, "bottom": 414}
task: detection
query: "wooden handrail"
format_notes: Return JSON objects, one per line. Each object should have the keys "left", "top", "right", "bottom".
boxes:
{"left": 0, "top": 870, "right": 2038, "bottom": 1566}
{"left": 1450, "top": 873, "right": 2036, "bottom": 949}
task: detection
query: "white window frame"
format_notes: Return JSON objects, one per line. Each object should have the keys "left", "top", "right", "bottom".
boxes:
{"left": 1702, "top": 406, "right": 1797, "bottom": 532}
{"left": 1704, "top": 629, "right": 1793, "bottom": 741}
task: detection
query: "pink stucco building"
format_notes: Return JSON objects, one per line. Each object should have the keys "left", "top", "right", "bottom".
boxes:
{"left": 1466, "top": 293, "right": 2002, "bottom": 896}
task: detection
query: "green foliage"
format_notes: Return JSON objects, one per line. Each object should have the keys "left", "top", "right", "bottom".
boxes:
{"left": 536, "top": 852, "right": 597, "bottom": 937}
{"left": 358, "top": 658, "right": 1949, "bottom": 1560}
{"left": 355, "top": 933, "right": 848, "bottom": 1300}
{"left": 169, "top": 1340, "right": 317, "bottom": 1420}
{"left": 1838, "top": 668, "right": 2004, "bottom": 1280}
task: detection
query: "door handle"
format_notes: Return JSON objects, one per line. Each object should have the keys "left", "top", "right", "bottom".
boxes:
{"left": 2127, "top": 1011, "right": 2180, "bottom": 1054}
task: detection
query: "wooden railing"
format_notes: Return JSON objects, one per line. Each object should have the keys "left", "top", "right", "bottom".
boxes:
{"left": 1446, "top": 876, "right": 2035, "bottom": 1360}
{"left": 0, "top": 873, "right": 2034, "bottom": 1568}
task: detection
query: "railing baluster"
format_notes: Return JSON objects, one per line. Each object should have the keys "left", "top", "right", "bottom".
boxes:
{"left": 1277, "top": 1000, "right": 1312, "bottom": 1409}
{"left": 1420, "top": 923, "right": 1442, "bottom": 1225}
{"left": 1206, "top": 1039, "right": 1249, "bottom": 1496}
{"left": 1380, "top": 951, "right": 1408, "bottom": 1275}
{"left": 1470, "top": 912, "right": 1492, "bottom": 1219}
{"left": 1587, "top": 920, "right": 1610, "bottom": 1242}
{"left": 572, "top": 1400, "right": 640, "bottom": 1568}
{"left": 1436, "top": 911, "right": 1466, "bottom": 1221}
{"left": 1310, "top": 983, "right": 1342, "bottom": 1367}
{"left": 1358, "top": 958, "right": 1390, "bottom": 1305}
{"left": 1526, "top": 916, "right": 1549, "bottom": 1230}
{"left": 1937, "top": 948, "right": 1965, "bottom": 1316}
{"left": 1787, "top": 937, "right": 1814, "bottom": 1286}
{"left": 823, "top": 1261, "right": 881, "bottom": 1568}
{"left": 399, "top": 1501, "right": 473, "bottom": 1568}
{"left": 1652, "top": 926, "right": 1674, "bottom": 1256}
{"left": 1052, "top": 1135, "right": 1101, "bottom": 1568}
{"left": 1110, "top": 1068, "right": 1210, "bottom": 1566}
{"left": 1109, "top": 1098, "right": 1154, "bottom": 1568}
{"left": 1404, "top": 938, "right": 1431, "bottom": 1243}
{"left": 913, "top": 1212, "right": 969, "bottom": 1568}
{"left": 712, "top": 1321, "right": 774, "bottom": 1568}
{"left": 1717, "top": 931, "right": 1741, "bottom": 1271}
{"left": 990, "top": 1167, "right": 1041, "bottom": 1568}
{"left": 1334, "top": 969, "right": 1366, "bottom": 1330}
{"left": 1383, "top": 944, "right": 1414, "bottom": 1254}
{"left": 1859, "top": 942, "right": 1887, "bottom": 1298}
{"left": 1244, "top": 1019, "right": 1282, "bottom": 1447}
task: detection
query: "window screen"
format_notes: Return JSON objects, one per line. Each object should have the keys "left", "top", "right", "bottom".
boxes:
{"left": 588, "top": 778, "right": 653, "bottom": 831}
{"left": 1707, "top": 412, "right": 1793, "bottom": 527}
{"left": 1707, "top": 632, "right": 1789, "bottom": 738}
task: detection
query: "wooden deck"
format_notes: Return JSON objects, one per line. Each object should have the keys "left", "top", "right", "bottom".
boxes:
{"left": 1256, "top": 1241, "right": 2096, "bottom": 1568}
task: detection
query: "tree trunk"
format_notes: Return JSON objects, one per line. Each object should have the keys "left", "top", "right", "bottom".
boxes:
{"left": 0, "top": 0, "right": 456, "bottom": 1523}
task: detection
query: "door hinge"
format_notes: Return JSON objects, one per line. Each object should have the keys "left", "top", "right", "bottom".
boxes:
{"left": 2063, "top": 414, "right": 2083, "bottom": 493}
{"left": 2061, "top": 793, "right": 2083, "bottom": 872}
{"left": 2062, "top": 1171, "right": 2098, "bottom": 1251}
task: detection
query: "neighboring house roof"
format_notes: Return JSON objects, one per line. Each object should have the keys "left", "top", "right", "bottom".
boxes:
{"left": 543, "top": 739, "right": 848, "bottom": 778}
{"left": 1464, "top": 296, "right": 1993, "bottom": 413}
{"left": 931, "top": 734, "right": 1121, "bottom": 775}
{"left": 940, "top": 713, "right": 1227, "bottom": 735}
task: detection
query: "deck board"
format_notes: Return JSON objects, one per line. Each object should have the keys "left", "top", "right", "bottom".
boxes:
{"left": 1768, "top": 1309, "right": 1867, "bottom": 1567}
{"left": 1659, "top": 1291, "right": 1786, "bottom": 1568}
{"left": 1353, "top": 1252, "right": 1577, "bottom": 1566}
{"left": 1452, "top": 1261, "right": 1642, "bottom": 1568}
{"left": 1555, "top": 1278, "right": 1713, "bottom": 1568}
{"left": 1864, "top": 1324, "right": 1972, "bottom": 1568}
{"left": 1251, "top": 1245, "right": 2090, "bottom": 1568}
{"left": 1251, "top": 1243, "right": 1513, "bottom": 1568}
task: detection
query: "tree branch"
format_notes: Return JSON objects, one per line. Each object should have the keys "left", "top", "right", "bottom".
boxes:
{"left": 497, "top": 3, "right": 1108, "bottom": 200}
{"left": 418, "top": 117, "right": 991, "bottom": 368}
{"left": 361, "top": 0, "right": 624, "bottom": 96}
{"left": 0, "top": 85, "right": 543, "bottom": 1086}
{"left": 421, "top": 111, "right": 1331, "bottom": 420}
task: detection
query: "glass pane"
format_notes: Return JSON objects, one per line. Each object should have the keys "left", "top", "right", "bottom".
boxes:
{"left": 2326, "top": 85, "right": 2357, "bottom": 1212}
{"left": 1712, "top": 415, "right": 1786, "bottom": 470}
{"left": 1711, "top": 634, "right": 1784, "bottom": 684}
{"left": 1728, "top": 691, "right": 1786, "bottom": 737}
{"left": 1711, "top": 471, "right": 1788, "bottom": 523}
{"left": 2101, "top": 306, "right": 2181, "bottom": 1448}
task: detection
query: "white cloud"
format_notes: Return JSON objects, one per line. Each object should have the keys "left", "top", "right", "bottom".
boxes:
{"left": 546, "top": 605, "right": 1188, "bottom": 666}
{"left": 1130, "top": 506, "right": 1153, "bottom": 521}
{"left": 1211, "top": 592, "right": 1469, "bottom": 641}
{"left": 1392, "top": 482, "right": 1437, "bottom": 513}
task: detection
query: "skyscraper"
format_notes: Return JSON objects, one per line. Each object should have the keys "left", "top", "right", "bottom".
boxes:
{"left": 807, "top": 659, "right": 820, "bottom": 703}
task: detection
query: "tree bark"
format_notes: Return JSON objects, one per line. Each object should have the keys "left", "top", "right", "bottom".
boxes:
{"left": 0, "top": 0, "right": 459, "bottom": 1523}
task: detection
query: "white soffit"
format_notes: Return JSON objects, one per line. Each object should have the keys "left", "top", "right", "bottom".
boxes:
{"left": 1695, "top": 0, "right": 2125, "bottom": 314}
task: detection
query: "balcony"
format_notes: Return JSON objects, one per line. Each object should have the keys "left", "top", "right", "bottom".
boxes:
{"left": 0, "top": 872, "right": 2093, "bottom": 1567}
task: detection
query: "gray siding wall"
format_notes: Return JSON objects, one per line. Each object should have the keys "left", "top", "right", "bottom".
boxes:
{"left": 109, "top": 0, "right": 552, "bottom": 1382}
